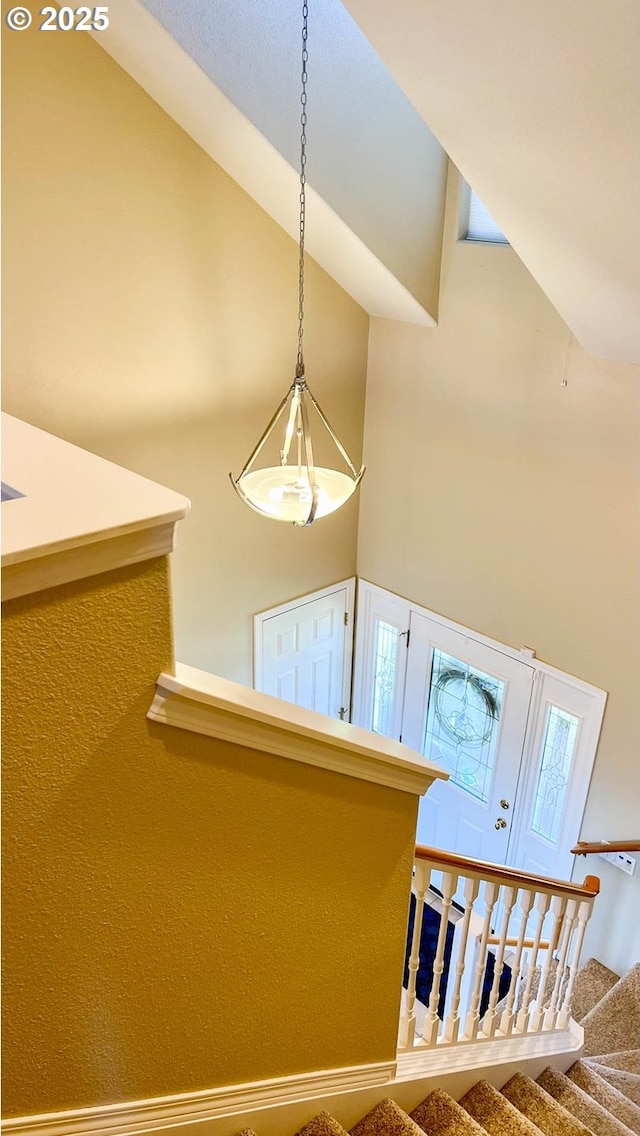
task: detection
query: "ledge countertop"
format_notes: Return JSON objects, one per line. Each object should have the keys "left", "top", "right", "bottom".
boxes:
{"left": 2, "top": 414, "right": 190, "bottom": 597}
{"left": 149, "top": 663, "right": 449, "bottom": 796}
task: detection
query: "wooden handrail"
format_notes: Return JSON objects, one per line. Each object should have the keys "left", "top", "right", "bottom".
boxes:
{"left": 487, "top": 936, "right": 551, "bottom": 949}
{"left": 572, "top": 839, "right": 640, "bottom": 856}
{"left": 415, "top": 844, "right": 600, "bottom": 899}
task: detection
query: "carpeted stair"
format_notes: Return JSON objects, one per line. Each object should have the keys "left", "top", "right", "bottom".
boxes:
{"left": 459, "top": 1081, "right": 544, "bottom": 1135}
{"left": 233, "top": 959, "right": 639, "bottom": 1136}
{"left": 583, "top": 1057, "right": 640, "bottom": 1106}
{"left": 537, "top": 1066, "right": 634, "bottom": 1135}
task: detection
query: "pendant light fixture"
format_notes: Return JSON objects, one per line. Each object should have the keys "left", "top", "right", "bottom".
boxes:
{"left": 230, "top": 0, "right": 365, "bottom": 527}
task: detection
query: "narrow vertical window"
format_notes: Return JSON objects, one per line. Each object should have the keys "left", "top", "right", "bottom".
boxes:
{"left": 531, "top": 706, "right": 580, "bottom": 843}
{"left": 371, "top": 619, "right": 399, "bottom": 736}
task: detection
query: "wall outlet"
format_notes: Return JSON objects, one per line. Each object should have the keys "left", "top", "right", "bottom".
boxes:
{"left": 599, "top": 850, "right": 637, "bottom": 876}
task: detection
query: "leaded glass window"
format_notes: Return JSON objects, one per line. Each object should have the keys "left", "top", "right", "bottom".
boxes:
{"left": 422, "top": 649, "right": 505, "bottom": 803}
{"left": 371, "top": 619, "right": 399, "bottom": 736}
{"left": 530, "top": 705, "right": 580, "bottom": 844}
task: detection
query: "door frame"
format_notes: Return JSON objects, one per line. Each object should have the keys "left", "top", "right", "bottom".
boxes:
{"left": 253, "top": 577, "right": 356, "bottom": 719}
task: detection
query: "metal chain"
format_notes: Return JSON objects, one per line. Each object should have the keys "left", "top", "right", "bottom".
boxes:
{"left": 295, "top": 0, "right": 308, "bottom": 381}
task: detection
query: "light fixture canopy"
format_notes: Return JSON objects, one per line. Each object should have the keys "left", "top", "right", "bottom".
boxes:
{"left": 230, "top": 0, "right": 365, "bottom": 527}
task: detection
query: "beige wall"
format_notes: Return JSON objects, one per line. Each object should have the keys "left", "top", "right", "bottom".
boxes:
{"left": 1, "top": 12, "right": 368, "bottom": 686}
{"left": 2, "top": 560, "right": 417, "bottom": 1116}
{"left": 357, "top": 168, "right": 640, "bottom": 976}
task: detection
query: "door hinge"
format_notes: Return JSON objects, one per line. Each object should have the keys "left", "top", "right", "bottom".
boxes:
{"left": 338, "top": 707, "right": 350, "bottom": 721}
{"left": 344, "top": 611, "right": 349, "bottom": 626}
{"left": 400, "top": 628, "right": 410, "bottom": 648}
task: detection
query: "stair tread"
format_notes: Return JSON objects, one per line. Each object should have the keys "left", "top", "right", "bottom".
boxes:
{"left": 571, "top": 958, "right": 621, "bottom": 1024}
{"left": 582, "top": 964, "right": 640, "bottom": 1058}
{"left": 584, "top": 1062, "right": 640, "bottom": 1105}
{"left": 296, "top": 1112, "right": 351, "bottom": 1136}
{"left": 350, "top": 1098, "right": 425, "bottom": 1136}
{"left": 568, "top": 1060, "right": 640, "bottom": 1131}
{"left": 502, "top": 1072, "right": 594, "bottom": 1136}
{"left": 584, "top": 1053, "right": 640, "bottom": 1076}
{"left": 459, "top": 1079, "right": 544, "bottom": 1135}
{"left": 538, "top": 1065, "right": 635, "bottom": 1136}
{"left": 411, "top": 1088, "right": 487, "bottom": 1135}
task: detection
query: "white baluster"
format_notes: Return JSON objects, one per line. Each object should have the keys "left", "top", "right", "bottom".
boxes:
{"left": 557, "top": 895, "right": 595, "bottom": 1029}
{"left": 500, "top": 887, "right": 535, "bottom": 1036}
{"left": 398, "top": 861, "right": 432, "bottom": 1049}
{"left": 421, "top": 871, "right": 458, "bottom": 1047}
{"left": 530, "top": 895, "right": 566, "bottom": 1031}
{"left": 515, "top": 891, "right": 551, "bottom": 1033}
{"left": 482, "top": 886, "right": 517, "bottom": 1038}
{"left": 463, "top": 880, "right": 500, "bottom": 1040}
{"left": 543, "top": 897, "right": 578, "bottom": 1030}
{"left": 443, "top": 876, "right": 480, "bottom": 1044}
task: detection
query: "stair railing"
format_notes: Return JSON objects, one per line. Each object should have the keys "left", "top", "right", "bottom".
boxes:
{"left": 571, "top": 838, "right": 640, "bottom": 855}
{"left": 399, "top": 844, "right": 600, "bottom": 1051}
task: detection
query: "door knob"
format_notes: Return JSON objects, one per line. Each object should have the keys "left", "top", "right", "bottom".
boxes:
{"left": 500, "top": 799, "right": 510, "bottom": 810}
{"left": 495, "top": 817, "right": 508, "bottom": 830}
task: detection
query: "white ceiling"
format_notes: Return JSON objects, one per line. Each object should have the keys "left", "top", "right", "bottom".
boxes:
{"left": 139, "top": 0, "right": 447, "bottom": 314}
{"left": 95, "top": 0, "right": 640, "bottom": 363}
{"left": 94, "top": 0, "right": 447, "bottom": 325}
{"left": 343, "top": 0, "right": 640, "bottom": 364}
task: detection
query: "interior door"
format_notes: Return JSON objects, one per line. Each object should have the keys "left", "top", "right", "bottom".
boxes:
{"left": 401, "top": 613, "right": 535, "bottom": 863}
{"left": 254, "top": 580, "right": 354, "bottom": 719}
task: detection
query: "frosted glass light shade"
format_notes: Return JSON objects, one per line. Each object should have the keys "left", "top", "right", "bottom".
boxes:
{"left": 230, "top": 376, "right": 364, "bottom": 526}
{"left": 236, "top": 466, "right": 359, "bottom": 525}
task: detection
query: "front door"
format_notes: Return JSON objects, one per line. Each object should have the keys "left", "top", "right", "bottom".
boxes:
{"left": 254, "top": 580, "right": 355, "bottom": 719}
{"left": 401, "top": 612, "right": 535, "bottom": 863}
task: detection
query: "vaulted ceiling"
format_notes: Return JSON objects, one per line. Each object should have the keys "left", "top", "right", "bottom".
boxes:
{"left": 97, "top": 0, "right": 639, "bottom": 363}
{"left": 342, "top": 0, "right": 640, "bottom": 364}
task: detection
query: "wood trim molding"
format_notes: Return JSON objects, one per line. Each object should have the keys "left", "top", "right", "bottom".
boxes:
{"left": 415, "top": 844, "right": 601, "bottom": 899}
{"left": 2, "top": 415, "right": 190, "bottom": 602}
{"left": 148, "top": 663, "right": 447, "bottom": 796}
{"left": 396, "top": 1018, "right": 584, "bottom": 1080}
{"left": 4, "top": 1027, "right": 585, "bottom": 1136}
{"left": 1, "top": 521, "right": 180, "bottom": 602}
{"left": 2, "top": 1060, "right": 397, "bottom": 1136}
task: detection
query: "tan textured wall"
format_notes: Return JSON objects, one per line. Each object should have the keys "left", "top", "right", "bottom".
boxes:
{"left": 357, "top": 168, "right": 640, "bottom": 976}
{"left": 1, "top": 12, "right": 368, "bottom": 686}
{"left": 1, "top": 561, "right": 417, "bottom": 1117}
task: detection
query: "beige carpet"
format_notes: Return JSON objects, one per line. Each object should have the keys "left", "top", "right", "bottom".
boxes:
{"left": 584, "top": 1060, "right": 640, "bottom": 1105}
{"left": 537, "top": 1065, "right": 635, "bottom": 1135}
{"left": 350, "top": 1099, "right": 425, "bottom": 1136}
{"left": 459, "top": 1080, "right": 544, "bottom": 1135}
{"left": 411, "top": 1088, "right": 487, "bottom": 1134}
{"left": 582, "top": 965, "right": 640, "bottom": 1059}
{"left": 570, "top": 958, "right": 620, "bottom": 1024}
{"left": 297, "top": 1113, "right": 350, "bottom": 1136}
{"left": 233, "top": 958, "right": 640, "bottom": 1136}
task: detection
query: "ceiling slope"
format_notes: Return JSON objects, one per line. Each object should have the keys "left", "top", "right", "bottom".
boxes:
{"left": 343, "top": 0, "right": 640, "bottom": 364}
{"left": 91, "top": 0, "right": 449, "bottom": 326}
